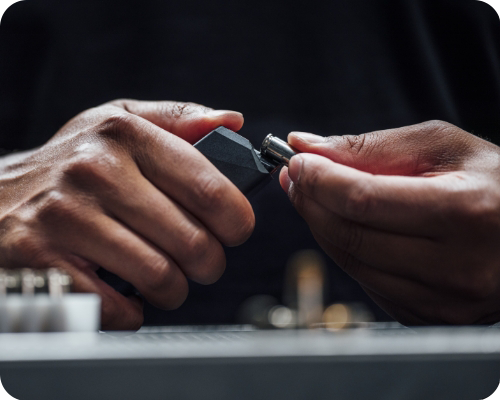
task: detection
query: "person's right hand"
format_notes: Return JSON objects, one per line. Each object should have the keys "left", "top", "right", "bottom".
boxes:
{"left": 0, "top": 99, "right": 255, "bottom": 330}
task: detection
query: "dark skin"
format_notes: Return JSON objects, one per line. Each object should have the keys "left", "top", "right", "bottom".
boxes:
{"left": 4, "top": 109, "right": 498, "bottom": 329}
{"left": 0, "top": 99, "right": 255, "bottom": 330}
{"left": 280, "top": 120, "right": 500, "bottom": 326}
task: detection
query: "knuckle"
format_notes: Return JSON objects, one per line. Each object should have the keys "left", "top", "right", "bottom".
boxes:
{"left": 204, "top": 246, "right": 226, "bottom": 284}
{"left": 226, "top": 211, "right": 255, "bottom": 246}
{"left": 341, "top": 132, "right": 383, "bottom": 161}
{"left": 96, "top": 111, "right": 137, "bottom": 144}
{"left": 298, "top": 163, "right": 320, "bottom": 198}
{"left": 10, "top": 232, "right": 37, "bottom": 253}
{"left": 37, "top": 190, "right": 78, "bottom": 222}
{"left": 468, "top": 193, "right": 499, "bottom": 223}
{"left": 289, "top": 183, "right": 305, "bottom": 213}
{"left": 194, "top": 175, "right": 226, "bottom": 211}
{"left": 171, "top": 282, "right": 189, "bottom": 309}
{"left": 64, "top": 153, "right": 110, "bottom": 181}
{"left": 154, "top": 276, "right": 189, "bottom": 311}
{"left": 416, "top": 121, "right": 467, "bottom": 164}
{"left": 418, "top": 120, "right": 458, "bottom": 145}
{"left": 99, "top": 112, "right": 134, "bottom": 132}
{"left": 422, "top": 120, "right": 454, "bottom": 131}
{"left": 344, "top": 181, "right": 373, "bottom": 221}
{"left": 4, "top": 228, "right": 60, "bottom": 268}
{"left": 169, "top": 102, "right": 189, "bottom": 119}
{"left": 185, "top": 228, "right": 211, "bottom": 262}
{"left": 105, "top": 99, "right": 131, "bottom": 110}
{"left": 141, "top": 256, "right": 175, "bottom": 291}
{"left": 165, "top": 102, "right": 205, "bottom": 119}
{"left": 446, "top": 185, "right": 500, "bottom": 226}
{"left": 0, "top": 213, "right": 54, "bottom": 267}
{"left": 8, "top": 232, "right": 44, "bottom": 263}
{"left": 62, "top": 151, "right": 123, "bottom": 195}
{"left": 190, "top": 241, "right": 226, "bottom": 285}
{"left": 342, "top": 134, "right": 368, "bottom": 155}
{"left": 194, "top": 175, "right": 254, "bottom": 246}
{"left": 323, "top": 135, "right": 338, "bottom": 145}
{"left": 226, "top": 213, "right": 255, "bottom": 246}
{"left": 237, "top": 211, "right": 256, "bottom": 241}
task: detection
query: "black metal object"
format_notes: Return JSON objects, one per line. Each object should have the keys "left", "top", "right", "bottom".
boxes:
{"left": 194, "top": 126, "right": 280, "bottom": 197}
{"left": 98, "top": 126, "right": 288, "bottom": 298}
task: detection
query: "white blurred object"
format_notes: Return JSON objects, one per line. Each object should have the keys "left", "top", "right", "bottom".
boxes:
{"left": 268, "top": 305, "right": 296, "bottom": 329}
{"left": 62, "top": 294, "right": 101, "bottom": 332}
{"left": 0, "top": 294, "right": 101, "bottom": 333}
{"left": 0, "top": 268, "right": 100, "bottom": 333}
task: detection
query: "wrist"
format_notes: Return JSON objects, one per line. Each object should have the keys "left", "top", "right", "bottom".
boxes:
{"left": 0, "top": 148, "right": 40, "bottom": 214}
{"left": 0, "top": 148, "right": 38, "bottom": 171}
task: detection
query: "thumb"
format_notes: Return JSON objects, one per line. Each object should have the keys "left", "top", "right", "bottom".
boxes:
{"left": 109, "top": 99, "right": 244, "bottom": 144}
{"left": 288, "top": 121, "right": 456, "bottom": 176}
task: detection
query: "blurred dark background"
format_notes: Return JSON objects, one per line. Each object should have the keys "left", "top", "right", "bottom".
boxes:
{"left": 1, "top": 0, "right": 499, "bottom": 325}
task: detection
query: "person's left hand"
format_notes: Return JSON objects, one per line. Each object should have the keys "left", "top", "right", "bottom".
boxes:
{"left": 280, "top": 120, "right": 500, "bottom": 325}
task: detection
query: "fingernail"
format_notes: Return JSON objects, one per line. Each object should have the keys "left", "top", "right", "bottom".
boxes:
{"left": 288, "top": 155, "right": 303, "bottom": 183}
{"left": 206, "top": 110, "right": 243, "bottom": 118}
{"left": 289, "top": 132, "right": 325, "bottom": 144}
{"left": 279, "top": 166, "right": 292, "bottom": 192}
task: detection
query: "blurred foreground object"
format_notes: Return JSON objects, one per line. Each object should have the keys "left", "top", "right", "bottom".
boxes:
{"left": 0, "top": 268, "right": 100, "bottom": 333}
{"left": 237, "top": 295, "right": 279, "bottom": 329}
{"left": 238, "top": 250, "right": 377, "bottom": 330}
{"left": 237, "top": 250, "right": 327, "bottom": 329}
{"left": 320, "top": 303, "right": 375, "bottom": 330}
{"left": 285, "top": 250, "right": 326, "bottom": 328}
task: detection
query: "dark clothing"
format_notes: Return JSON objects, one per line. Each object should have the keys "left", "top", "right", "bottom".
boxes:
{"left": 1, "top": 0, "right": 499, "bottom": 324}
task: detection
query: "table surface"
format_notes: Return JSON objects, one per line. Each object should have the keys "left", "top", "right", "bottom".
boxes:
{"left": 1, "top": 325, "right": 500, "bottom": 400}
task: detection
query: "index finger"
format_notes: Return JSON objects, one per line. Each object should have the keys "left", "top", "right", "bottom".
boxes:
{"left": 108, "top": 99, "right": 244, "bottom": 144}
{"left": 287, "top": 153, "right": 461, "bottom": 236}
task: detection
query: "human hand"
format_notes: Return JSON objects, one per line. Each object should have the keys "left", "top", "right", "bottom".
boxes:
{"left": 280, "top": 120, "right": 500, "bottom": 325}
{"left": 0, "top": 99, "right": 254, "bottom": 330}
